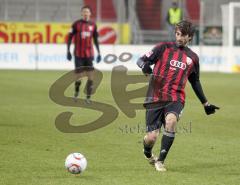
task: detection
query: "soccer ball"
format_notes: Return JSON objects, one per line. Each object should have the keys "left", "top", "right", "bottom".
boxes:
{"left": 65, "top": 152, "right": 87, "bottom": 174}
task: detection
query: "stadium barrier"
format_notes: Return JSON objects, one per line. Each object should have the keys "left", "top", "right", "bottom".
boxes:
{"left": 0, "top": 44, "right": 239, "bottom": 73}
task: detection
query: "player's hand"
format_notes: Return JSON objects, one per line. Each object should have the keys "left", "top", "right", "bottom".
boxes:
{"left": 96, "top": 54, "right": 101, "bottom": 63}
{"left": 67, "top": 51, "right": 72, "bottom": 61}
{"left": 142, "top": 63, "right": 152, "bottom": 75}
{"left": 204, "top": 103, "right": 220, "bottom": 115}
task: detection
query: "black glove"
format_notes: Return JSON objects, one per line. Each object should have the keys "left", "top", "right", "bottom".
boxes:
{"left": 67, "top": 51, "right": 72, "bottom": 61}
{"left": 96, "top": 54, "right": 102, "bottom": 63}
{"left": 142, "top": 63, "right": 152, "bottom": 75}
{"left": 204, "top": 103, "right": 220, "bottom": 115}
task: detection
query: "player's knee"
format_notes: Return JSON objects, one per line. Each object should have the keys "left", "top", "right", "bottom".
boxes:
{"left": 87, "top": 71, "right": 94, "bottom": 80}
{"left": 145, "top": 131, "right": 158, "bottom": 144}
{"left": 165, "top": 117, "right": 177, "bottom": 125}
{"left": 165, "top": 113, "right": 177, "bottom": 132}
{"left": 75, "top": 80, "right": 81, "bottom": 86}
{"left": 87, "top": 79, "right": 93, "bottom": 85}
{"left": 86, "top": 80, "right": 93, "bottom": 89}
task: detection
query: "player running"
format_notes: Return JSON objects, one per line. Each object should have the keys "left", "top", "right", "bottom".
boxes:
{"left": 137, "top": 20, "right": 219, "bottom": 172}
{"left": 67, "top": 5, "right": 101, "bottom": 103}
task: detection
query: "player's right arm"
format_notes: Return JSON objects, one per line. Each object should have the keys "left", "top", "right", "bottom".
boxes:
{"left": 137, "top": 44, "right": 164, "bottom": 75}
{"left": 67, "top": 22, "right": 77, "bottom": 61}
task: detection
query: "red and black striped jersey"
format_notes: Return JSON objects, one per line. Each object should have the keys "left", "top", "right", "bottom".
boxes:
{"left": 141, "top": 42, "right": 200, "bottom": 105}
{"left": 70, "top": 19, "right": 98, "bottom": 58}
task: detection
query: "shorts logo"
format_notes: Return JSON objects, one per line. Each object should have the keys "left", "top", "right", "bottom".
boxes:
{"left": 145, "top": 51, "right": 153, "bottom": 58}
{"left": 170, "top": 60, "right": 186, "bottom": 70}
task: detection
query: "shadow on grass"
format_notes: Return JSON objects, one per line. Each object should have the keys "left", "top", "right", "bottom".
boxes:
{"left": 170, "top": 162, "right": 228, "bottom": 173}
{"left": 35, "top": 172, "right": 102, "bottom": 181}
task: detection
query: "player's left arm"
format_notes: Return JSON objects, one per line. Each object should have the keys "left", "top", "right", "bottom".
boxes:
{"left": 93, "top": 24, "right": 101, "bottom": 63}
{"left": 188, "top": 57, "right": 220, "bottom": 115}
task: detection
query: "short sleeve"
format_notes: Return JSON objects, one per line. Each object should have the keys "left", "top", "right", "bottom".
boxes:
{"left": 93, "top": 24, "right": 98, "bottom": 38}
{"left": 140, "top": 44, "right": 165, "bottom": 65}
{"left": 69, "top": 22, "right": 77, "bottom": 35}
{"left": 188, "top": 54, "right": 200, "bottom": 83}
{"left": 192, "top": 54, "right": 200, "bottom": 79}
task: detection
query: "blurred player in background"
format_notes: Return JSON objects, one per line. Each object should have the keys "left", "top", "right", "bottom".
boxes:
{"left": 67, "top": 5, "right": 101, "bottom": 103}
{"left": 166, "top": 1, "right": 183, "bottom": 41}
{"left": 137, "top": 20, "right": 219, "bottom": 172}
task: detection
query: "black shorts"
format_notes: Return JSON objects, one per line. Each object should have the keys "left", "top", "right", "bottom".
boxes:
{"left": 145, "top": 101, "right": 184, "bottom": 132}
{"left": 74, "top": 57, "right": 94, "bottom": 73}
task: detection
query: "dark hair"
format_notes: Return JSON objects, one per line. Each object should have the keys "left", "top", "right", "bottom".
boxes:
{"left": 175, "top": 20, "right": 195, "bottom": 39}
{"left": 172, "top": 2, "right": 178, "bottom": 6}
{"left": 81, "top": 5, "right": 92, "bottom": 13}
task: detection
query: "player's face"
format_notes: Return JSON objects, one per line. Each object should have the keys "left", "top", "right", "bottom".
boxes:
{"left": 175, "top": 28, "right": 192, "bottom": 47}
{"left": 81, "top": 8, "right": 91, "bottom": 21}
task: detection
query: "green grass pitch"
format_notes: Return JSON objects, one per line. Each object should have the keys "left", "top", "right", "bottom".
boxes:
{"left": 0, "top": 70, "right": 240, "bottom": 185}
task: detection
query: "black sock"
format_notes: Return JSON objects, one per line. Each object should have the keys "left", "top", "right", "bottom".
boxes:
{"left": 158, "top": 130, "right": 175, "bottom": 162}
{"left": 75, "top": 80, "right": 81, "bottom": 93}
{"left": 143, "top": 138, "right": 154, "bottom": 158}
{"left": 86, "top": 80, "right": 93, "bottom": 99}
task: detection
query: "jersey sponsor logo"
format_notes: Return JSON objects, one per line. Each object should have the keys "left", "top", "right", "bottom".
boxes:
{"left": 186, "top": 57, "right": 193, "bottom": 65}
{"left": 170, "top": 60, "right": 186, "bottom": 70}
{"left": 81, "top": 31, "right": 91, "bottom": 38}
{"left": 88, "top": 26, "right": 93, "bottom": 31}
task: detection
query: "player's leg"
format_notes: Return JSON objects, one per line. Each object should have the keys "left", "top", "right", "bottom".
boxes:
{"left": 155, "top": 102, "right": 183, "bottom": 171}
{"left": 143, "top": 107, "right": 163, "bottom": 164}
{"left": 85, "top": 59, "right": 94, "bottom": 103}
{"left": 155, "top": 113, "right": 176, "bottom": 171}
{"left": 74, "top": 80, "right": 81, "bottom": 98}
{"left": 159, "top": 113, "right": 177, "bottom": 161}
{"left": 143, "top": 130, "right": 159, "bottom": 164}
{"left": 74, "top": 57, "right": 84, "bottom": 99}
